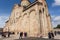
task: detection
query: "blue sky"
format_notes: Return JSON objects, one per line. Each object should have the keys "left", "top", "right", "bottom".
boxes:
{"left": 0, "top": 0, "right": 60, "bottom": 28}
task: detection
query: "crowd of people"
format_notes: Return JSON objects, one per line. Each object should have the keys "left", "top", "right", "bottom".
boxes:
{"left": 1, "top": 31, "right": 59, "bottom": 39}
{"left": 48, "top": 31, "right": 54, "bottom": 39}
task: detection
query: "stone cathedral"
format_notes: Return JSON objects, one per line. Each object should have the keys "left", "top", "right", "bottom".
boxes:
{"left": 3, "top": 0, "right": 53, "bottom": 37}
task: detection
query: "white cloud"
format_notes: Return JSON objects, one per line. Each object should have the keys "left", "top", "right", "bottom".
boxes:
{"left": 54, "top": 16, "right": 60, "bottom": 21}
{"left": 51, "top": 15, "right": 56, "bottom": 19}
{"left": 0, "top": 16, "right": 9, "bottom": 28}
{"left": 51, "top": 15, "right": 60, "bottom": 27}
{"left": 52, "top": 21, "right": 60, "bottom": 27}
{"left": 52, "top": 0, "right": 60, "bottom": 6}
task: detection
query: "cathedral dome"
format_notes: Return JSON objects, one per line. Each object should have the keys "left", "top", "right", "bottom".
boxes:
{"left": 21, "top": 0, "right": 30, "bottom": 7}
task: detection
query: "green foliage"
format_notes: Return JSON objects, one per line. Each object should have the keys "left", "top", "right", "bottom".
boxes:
{"left": 56, "top": 24, "right": 60, "bottom": 28}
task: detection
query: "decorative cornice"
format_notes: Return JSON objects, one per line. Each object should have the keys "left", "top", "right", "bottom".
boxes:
{"left": 23, "top": 0, "right": 43, "bottom": 12}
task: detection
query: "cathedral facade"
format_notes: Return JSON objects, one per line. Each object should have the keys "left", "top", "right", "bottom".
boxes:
{"left": 3, "top": 0, "right": 53, "bottom": 37}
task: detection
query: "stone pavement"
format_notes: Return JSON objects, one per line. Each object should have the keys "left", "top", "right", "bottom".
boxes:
{"left": 2, "top": 34, "right": 19, "bottom": 40}
{"left": 2, "top": 34, "right": 60, "bottom": 40}
{"left": 54, "top": 34, "right": 60, "bottom": 39}
{"left": 3, "top": 37, "right": 60, "bottom": 40}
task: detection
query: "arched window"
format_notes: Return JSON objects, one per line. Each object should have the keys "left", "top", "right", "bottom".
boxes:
{"left": 39, "top": 10, "right": 42, "bottom": 15}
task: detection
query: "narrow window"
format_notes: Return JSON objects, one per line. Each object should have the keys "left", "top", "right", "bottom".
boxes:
{"left": 42, "top": 8, "right": 44, "bottom": 13}
{"left": 39, "top": 10, "right": 42, "bottom": 13}
{"left": 45, "top": 5, "right": 46, "bottom": 7}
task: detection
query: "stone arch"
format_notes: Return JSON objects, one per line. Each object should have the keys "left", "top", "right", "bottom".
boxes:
{"left": 29, "top": 9, "right": 35, "bottom": 14}
{"left": 23, "top": 13, "right": 27, "bottom": 17}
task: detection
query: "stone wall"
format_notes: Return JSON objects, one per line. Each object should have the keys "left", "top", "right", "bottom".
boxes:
{"left": 3, "top": 0, "right": 53, "bottom": 37}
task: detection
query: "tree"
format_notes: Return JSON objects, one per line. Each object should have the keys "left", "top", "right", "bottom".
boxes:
{"left": 56, "top": 24, "right": 60, "bottom": 28}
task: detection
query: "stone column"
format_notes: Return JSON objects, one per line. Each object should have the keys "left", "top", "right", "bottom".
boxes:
{"left": 44, "top": 1, "right": 53, "bottom": 35}
{"left": 47, "top": 14, "right": 53, "bottom": 32}
{"left": 40, "top": 10, "right": 45, "bottom": 37}
{"left": 43, "top": 11, "right": 48, "bottom": 37}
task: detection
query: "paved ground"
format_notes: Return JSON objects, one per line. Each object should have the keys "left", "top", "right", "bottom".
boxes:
{"left": 15, "top": 38, "right": 59, "bottom": 40}
{"left": 1, "top": 34, "right": 60, "bottom": 40}
{"left": 54, "top": 34, "right": 60, "bottom": 39}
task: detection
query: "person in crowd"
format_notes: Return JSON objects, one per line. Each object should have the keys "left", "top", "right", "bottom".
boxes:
{"left": 48, "top": 32, "right": 51, "bottom": 39}
{"left": 2, "top": 32, "right": 6, "bottom": 37}
{"left": 54, "top": 31, "right": 57, "bottom": 36}
{"left": 24, "top": 32, "right": 27, "bottom": 37}
{"left": 50, "top": 31, "right": 54, "bottom": 39}
{"left": 19, "top": 32, "right": 23, "bottom": 39}
{"left": 8, "top": 32, "right": 10, "bottom": 37}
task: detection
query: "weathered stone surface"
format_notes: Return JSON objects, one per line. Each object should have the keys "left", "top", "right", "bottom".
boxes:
{"left": 3, "top": 0, "right": 53, "bottom": 37}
